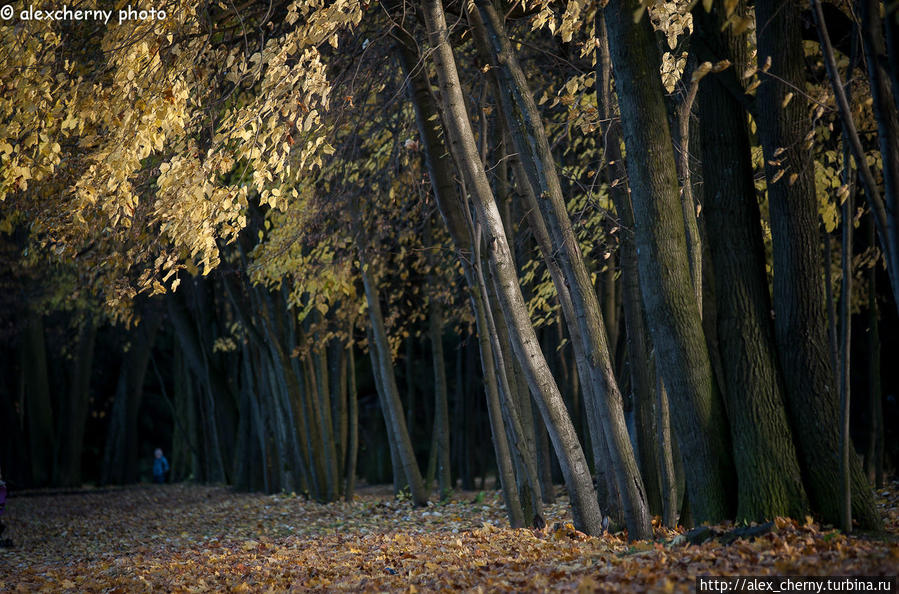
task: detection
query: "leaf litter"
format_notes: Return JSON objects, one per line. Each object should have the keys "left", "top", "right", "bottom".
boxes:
{"left": 1, "top": 482, "right": 897, "bottom": 591}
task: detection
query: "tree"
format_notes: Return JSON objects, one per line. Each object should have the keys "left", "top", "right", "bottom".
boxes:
{"left": 603, "top": 0, "right": 735, "bottom": 524}
{"left": 754, "top": 0, "right": 879, "bottom": 529}
{"left": 692, "top": 0, "right": 808, "bottom": 521}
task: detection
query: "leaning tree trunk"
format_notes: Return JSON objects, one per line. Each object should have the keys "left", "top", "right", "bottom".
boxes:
{"left": 396, "top": 28, "right": 539, "bottom": 528}
{"left": 754, "top": 0, "right": 879, "bottom": 529}
{"left": 603, "top": 0, "right": 735, "bottom": 524}
{"left": 692, "top": 1, "right": 808, "bottom": 522}
{"left": 352, "top": 205, "right": 428, "bottom": 507}
{"left": 472, "top": 1, "right": 650, "bottom": 539}
{"left": 421, "top": 0, "right": 604, "bottom": 536}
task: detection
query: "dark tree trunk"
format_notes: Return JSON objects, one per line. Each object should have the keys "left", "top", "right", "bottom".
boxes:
{"left": 595, "top": 11, "right": 661, "bottom": 518}
{"left": 754, "top": 0, "right": 880, "bottom": 529}
{"left": 693, "top": 1, "right": 808, "bottom": 521}
{"left": 21, "top": 312, "right": 54, "bottom": 487}
{"left": 603, "top": 0, "right": 735, "bottom": 524}
{"left": 54, "top": 316, "right": 96, "bottom": 487}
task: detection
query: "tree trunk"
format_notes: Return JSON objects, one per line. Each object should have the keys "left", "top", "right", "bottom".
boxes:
{"left": 838, "top": 145, "right": 854, "bottom": 533}
{"left": 754, "top": 0, "right": 880, "bottom": 529}
{"left": 472, "top": 3, "right": 649, "bottom": 538}
{"left": 21, "top": 312, "right": 54, "bottom": 487}
{"left": 421, "top": 0, "right": 604, "bottom": 536}
{"left": 692, "top": 1, "right": 808, "bottom": 521}
{"left": 54, "top": 316, "right": 97, "bottom": 487}
{"left": 354, "top": 212, "right": 428, "bottom": 506}
{"left": 603, "top": 0, "right": 735, "bottom": 524}
{"left": 864, "top": 217, "right": 884, "bottom": 489}
{"left": 595, "top": 11, "right": 662, "bottom": 518}
{"left": 426, "top": 221, "right": 453, "bottom": 498}
{"left": 345, "top": 340, "right": 359, "bottom": 500}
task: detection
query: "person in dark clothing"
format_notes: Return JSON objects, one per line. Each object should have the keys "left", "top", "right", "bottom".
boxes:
{"left": 153, "top": 448, "right": 170, "bottom": 484}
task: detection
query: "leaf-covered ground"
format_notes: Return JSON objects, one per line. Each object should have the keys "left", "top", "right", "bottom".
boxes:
{"left": 1, "top": 482, "right": 897, "bottom": 591}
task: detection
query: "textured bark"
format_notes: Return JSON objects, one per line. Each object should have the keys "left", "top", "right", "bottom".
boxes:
{"left": 657, "top": 377, "right": 678, "bottom": 528}
{"left": 603, "top": 0, "right": 735, "bottom": 523}
{"left": 755, "top": 0, "right": 879, "bottom": 529}
{"left": 474, "top": 2, "right": 650, "bottom": 539}
{"left": 693, "top": 2, "right": 808, "bottom": 521}
{"left": 595, "top": 11, "right": 661, "bottom": 518}
{"left": 422, "top": 0, "right": 604, "bottom": 536}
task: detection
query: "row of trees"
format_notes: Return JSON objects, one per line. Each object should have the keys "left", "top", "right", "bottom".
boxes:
{"left": 1, "top": 0, "right": 897, "bottom": 538}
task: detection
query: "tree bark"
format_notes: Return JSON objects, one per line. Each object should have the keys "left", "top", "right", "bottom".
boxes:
{"left": 595, "top": 11, "right": 662, "bottom": 518}
{"left": 473, "top": 2, "right": 649, "bottom": 538}
{"left": 693, "top": 1, "right": 808, "bottom": 521}
{"left": 755, "top": 0, "right": 879, "bottom": 529}
{"left": 603, "top": 0, "right": 735, "bottom": 524}
{"left": 421, "top": 0, "right": 604, "bottom": 536}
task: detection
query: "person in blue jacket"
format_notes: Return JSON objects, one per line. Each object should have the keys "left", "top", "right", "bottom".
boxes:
{"left": 153, "top": 448, "right": 170, "bottom": 484}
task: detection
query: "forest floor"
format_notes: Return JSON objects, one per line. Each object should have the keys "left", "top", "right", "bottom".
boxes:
{"left": 1, "top": 482, "right": 897, "bottom": 592}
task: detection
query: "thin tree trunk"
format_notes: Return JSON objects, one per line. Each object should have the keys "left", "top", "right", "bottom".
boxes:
{"left": 353, "top": 206, "right": 428, "bottom": 506}
{"left": 22, "top": 312, "right": 54, "bottom": 487}
{"left": 421, "top": 0, "right": 604, "bottom": 536}
{"left": 345, "top": 339, "right": 359, "bottom": 501}
{"left": 838, "top": 145, "right": 854, "bottom": 533}
{"left": 472, "top": 3, "right": 648, "bottom": 538}
{"left": 864, "top": 216, "right": 885, "bottom": 489}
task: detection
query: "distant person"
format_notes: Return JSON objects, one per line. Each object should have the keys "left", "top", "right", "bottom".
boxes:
{"left": 0, "top": 466, "right": 12, "bottom": 547}
{"left": 153, "top": 448, "right": 170, "bottom": 484}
